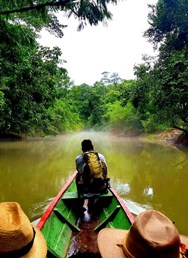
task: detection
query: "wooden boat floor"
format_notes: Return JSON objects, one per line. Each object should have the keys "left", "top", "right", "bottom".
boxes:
{"left": 67, "top": 202, "right": 102, "bottom": 258}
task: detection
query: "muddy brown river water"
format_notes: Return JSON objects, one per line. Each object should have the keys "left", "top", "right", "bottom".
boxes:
{"left": 0, "top": 131, "right": 188, "bottom": 235}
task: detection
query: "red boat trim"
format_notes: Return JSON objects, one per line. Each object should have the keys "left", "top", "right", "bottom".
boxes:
{"left": 109, "top": 187, "right": 135, "bottom": 224}
{"left": 36, "top": 171, "right": 77, "bottom": 230}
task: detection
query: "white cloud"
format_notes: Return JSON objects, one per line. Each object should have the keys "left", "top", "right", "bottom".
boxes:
{"left": 39, "top": 0, "right": 158, "bottom": 85}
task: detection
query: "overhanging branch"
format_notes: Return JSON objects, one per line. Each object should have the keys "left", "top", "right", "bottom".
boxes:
{"left": 0, "top": 0, "right": 75, "bottom": 15}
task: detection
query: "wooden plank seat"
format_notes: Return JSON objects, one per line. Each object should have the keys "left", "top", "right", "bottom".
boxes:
{"left": 61, "top": 189, "right": 113, "bottom": 200}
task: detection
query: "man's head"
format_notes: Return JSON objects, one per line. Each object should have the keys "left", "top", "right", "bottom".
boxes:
{"left": 81, "top": 139, "right": 94, "bottom": 152}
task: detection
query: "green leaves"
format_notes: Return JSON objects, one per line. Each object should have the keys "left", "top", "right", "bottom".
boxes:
{"left": 0, "top": 15, "right": 72, "bottom": 135}
{"left": 146, "top": 0, "right": 188, "bottom": 51}
{"left": 133, "top": 0, "right": 188, "bottom": 131}
{"left": 0, "top": 0, "right": 117, "bottom": 32}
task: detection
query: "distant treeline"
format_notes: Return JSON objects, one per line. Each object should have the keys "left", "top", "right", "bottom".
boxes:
{"left": 0, "top": 0, "right": 188, "bottom": 136}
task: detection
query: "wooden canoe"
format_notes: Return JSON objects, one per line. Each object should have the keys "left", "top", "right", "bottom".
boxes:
{"left": 37, "top": 171, "right": 134, "bottom": 258}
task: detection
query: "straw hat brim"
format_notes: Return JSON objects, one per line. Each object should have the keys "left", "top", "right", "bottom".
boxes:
{"left": 97, "top": 228, "right": 188, "bottom": 258}
{"left": 97, "top": 228, "right": 129, "bottom": 258}
{"left": 21, "top": 227, "right": 47, "bottom": 258}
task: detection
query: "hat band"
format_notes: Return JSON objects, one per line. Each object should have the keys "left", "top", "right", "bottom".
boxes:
{"left": 117, "top": 242, "right": 134, "bottom": 258}
{"left": 122, "top": 243, "right": 135, "bottom": 258}
{"left": 0, "top": 227, "right": 36, "bottom": 258}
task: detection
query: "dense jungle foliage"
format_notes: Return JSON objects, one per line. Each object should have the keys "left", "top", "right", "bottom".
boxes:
{"left": 0, "top": 0, "right": 188, "bottom": 136}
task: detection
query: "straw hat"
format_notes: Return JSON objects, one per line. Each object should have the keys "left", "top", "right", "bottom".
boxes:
{"left": 0, "top": 202, "right": 47, "bottom": 257}
{"left": 97, "top": 210, "right": 188, "bottom": 258}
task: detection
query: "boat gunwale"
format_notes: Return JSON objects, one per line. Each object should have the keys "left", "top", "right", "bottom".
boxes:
{"left": 36, "top": 171, "right": 78, "bottom": 230}
{"left": 109, "top": 187, "right": 134, "bottom": 224}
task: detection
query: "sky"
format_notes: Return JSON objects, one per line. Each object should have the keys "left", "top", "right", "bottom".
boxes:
{"left": 39, "top": 0, "right": 158, "bottom": 85}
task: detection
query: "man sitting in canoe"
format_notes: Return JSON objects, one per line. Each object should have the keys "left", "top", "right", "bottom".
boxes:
{"left": 75, "top": 139, "right": 108, "bottom": 196}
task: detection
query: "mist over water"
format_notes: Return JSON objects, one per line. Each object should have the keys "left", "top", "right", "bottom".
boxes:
{"left": 1, "top": 131, "right": 188, "bottom": 234}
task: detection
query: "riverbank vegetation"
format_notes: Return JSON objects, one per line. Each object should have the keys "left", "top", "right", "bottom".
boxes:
{"left": 0, "top": 0, "right": 188, "bottom": 145}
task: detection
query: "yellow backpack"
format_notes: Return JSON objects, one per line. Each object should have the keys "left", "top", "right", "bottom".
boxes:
{"left": 83, "top": 151, "right": 104, "bottom": 180}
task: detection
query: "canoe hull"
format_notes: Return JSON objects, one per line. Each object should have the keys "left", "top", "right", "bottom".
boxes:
{"left": 37, "top": 171, "right": 134, "bottom": 258}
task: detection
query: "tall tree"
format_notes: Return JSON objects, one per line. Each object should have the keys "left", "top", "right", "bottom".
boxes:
{"left": 143, "top": 0, "right": 188, "bottom": 131}
{"left": 0, "top": 18, "right": 70, "bottom": 135}
{"left": 145, "top": 0, "right": 188, "bottom": 53}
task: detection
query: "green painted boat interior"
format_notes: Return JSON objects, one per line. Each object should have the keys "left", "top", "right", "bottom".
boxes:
{"left": 41, "top": 179, "right": 132, "bottom": 258}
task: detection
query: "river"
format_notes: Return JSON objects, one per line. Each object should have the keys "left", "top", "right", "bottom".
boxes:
{"left": 0, "top": 131, "right": 188, "bottom": 235}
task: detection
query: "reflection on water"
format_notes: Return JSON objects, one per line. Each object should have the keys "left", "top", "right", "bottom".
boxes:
{"left": 113, "top": 181, "right": 130, "bottom": 194}
{"left": 1, "top": 131, "right": 188, "bottom": 234}
{"left": 143, "top": 187, "right": 154, "bottom": 198}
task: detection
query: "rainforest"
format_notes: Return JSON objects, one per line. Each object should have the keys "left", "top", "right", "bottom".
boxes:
{"left": 0, "top": 0, "right": 188, "bottom": 140}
